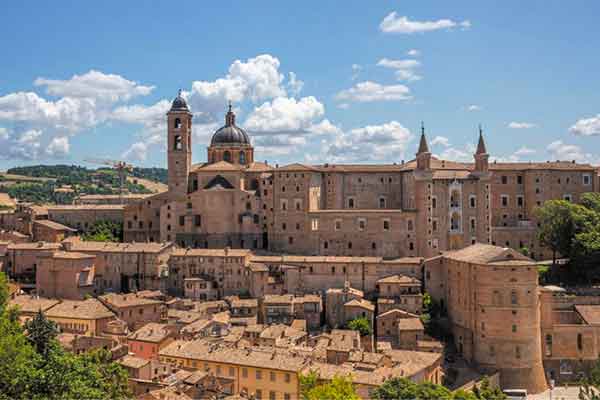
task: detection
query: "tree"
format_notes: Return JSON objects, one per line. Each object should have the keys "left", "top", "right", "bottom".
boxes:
{"left": 346, "top": 316, "right": 372, "bottom": 336}
{"left": 301, "top": 374, "right": 359, "bottom": 400}
{"left": 471, "top": 376, "right": 506, "bottom": 400}
{"left": 82, "top": 220, "right": 123, "bottom": 242}
{"left": 300, "top": 370, "right": 319, "bottom": 400}
{"left": 25, "top": 310, "right": 59, "bottom": 357}
{"left": 372, "top": 377, "right": 453, "bottom": 400}
{"left": 535, "top": 200, "right": 582, "bottom": 264}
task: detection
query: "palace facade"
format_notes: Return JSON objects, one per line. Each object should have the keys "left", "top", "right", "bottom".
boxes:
{"left": 123, "top": 92, "right": 599, "bottom": 260}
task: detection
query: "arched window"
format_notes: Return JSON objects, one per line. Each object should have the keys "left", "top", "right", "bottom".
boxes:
{"left": 174, "top": 118, "right": 182, "bottom": 129}
{"left": 451, "top": 189, "right": 461, "bottom": 208}
{"left": 239, "top": 151, "right": 246, "bottom": 164}
{"left": 174, "top": 135, "right": 182, "bottom": 150}
{"left": 379, "top": 197, "right": 386, "bottom": 208}
{"left": 450, "top": 212, "right": 461, "bottom": 232}
{"left": 348, "top": 242, "right": 353, "bottom": 249}
{"left": 223, "top": 151, "right": 231, "bottom": 162}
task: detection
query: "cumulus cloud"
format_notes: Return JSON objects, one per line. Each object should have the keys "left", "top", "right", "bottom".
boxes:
{"left": 122, "top": 142, "right": 149, "bottom": 162}
{"left": 188, "top": 54, "right": 287, "bottom": 117}
{"left": 325, "top": 121, "right": 413, "bottom": 162}
{"left": 244, "top": 96, "right": 325, "bottom": 134}
{"left": 508, "top": 121, "right": 537, "bottom": 129}
{"left": 569, "top": 114, "right": 600, "bottom": 136}
{"left": 34, "top": 70, "right": 154, "bottom": 103}
{"left": 466, "top": 105, "right": 482, "bottom": 112}
{"left": 287, "top": 72, "right": 304, "bottom": 96}
{"left": 335, "top": 81, "right": 412, "bottom": 102}
{"left": 377, "top": 58, "right": 422, "bottom": 82}
{"left": 430, "top": 136, "right": 450, "bottom": 147}
{"left": 46, "top": 136, "right": 70, "bottom": 158}
{"left": 308, "top": 119, "right": 343, "bottom": 136}
{"left": 380, "top": 13, "right": 471, "bottom": 34}
{"left": 514, "top": 146, "right": 536, "bottom": 157}
{"left": 546, "top": 140, "right": 591, "bottom": 162}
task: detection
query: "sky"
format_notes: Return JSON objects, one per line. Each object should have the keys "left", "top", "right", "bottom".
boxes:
{"left": 1, "top": 1, "right": 600, "bottom": 170}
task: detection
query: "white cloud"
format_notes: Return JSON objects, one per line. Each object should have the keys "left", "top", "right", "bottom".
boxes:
{"left": 514, "top": 146, "right": 536, "bottom": 157}
{"left": 335, "top": 81, "right": 412, "bottom": 102}
{"left": 546, "top": 140, "right": 590, "bottom": 162}
{"left": 380, "top": 13, "right": 471, "bottom": 34}
{"left": 351, "top": 64, "right": 362, "bottom": 81}
{"left": 436, "top": 142, "right": 476, "bottom": 162}
{"left": 377, "top": 58, "right": 422, "bottom": 82}
{"left": 244, "top": 96, "right": 325, "bottom": 134}
{"left": 466, "top": 105, "right": 482, "bottom": 112}
{"left": 337, "top": 103, "right": 350, "bottom": 110}
{"left": 287, "top": 72, "right": 304, "bottom": 96}
{"left": 407, "top": 49, "right": 420, "bottom": 57}
{"left": 430, "top": 136, "right": 450, "bottom": 147}
{"left": 34, "top": 70, "right": 154, "bottom": 103}
{"left": 569, "top": 114, "right": 600, "bottom": 136}
{"left": 122, "top": 142, "right": 149, "bottom": 162}
{"left": 308, "top": 119, "right": 343, "bottom": 136}
{"left": 46, "top": 136, "right": 70, "bottom": 157}
{"left": 325, "top": 121, "right": 413, "bottom": 162}
{"left": 508, "top": 121, "right": 537, "bottom": 129}
{"left": 189, "top": 54, "right": 286, "bottom": 117}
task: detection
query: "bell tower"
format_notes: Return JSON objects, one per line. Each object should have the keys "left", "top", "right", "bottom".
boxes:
{"left": 474, "top": 125, "right": 489, "bottom": 174}
{"left": 167, "top": 90, "right": 192, "bottom": 197}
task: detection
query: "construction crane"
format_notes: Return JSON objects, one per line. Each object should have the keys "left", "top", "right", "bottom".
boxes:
{"left": 84, "top": 158, "right": 134, "bottom": 204}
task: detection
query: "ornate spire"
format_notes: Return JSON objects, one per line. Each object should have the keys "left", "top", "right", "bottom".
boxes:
{"left": 476, "top": 124, "right": 487, "bottom": 154}
{"left": 417, "top": 121, "right": 430, "bottom": 154}
{"left": 225, "top": 101, "right": 235, "bottom": 126}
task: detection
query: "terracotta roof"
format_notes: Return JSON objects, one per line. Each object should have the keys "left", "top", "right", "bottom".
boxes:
{"left": 46, "top": 299, "right": 115, "bottom": 320}
{"left": 398, "top": 318, "right": 424, "bottom": 331}
{"left": 128, "top": 322, "right": 173, "bottom": 343}
{"left": 100, "top": 293, "right": 163, "bottom": 308}
{"left": 47, "top": 251, "right": 95, "bottom": 260}
{"left": 442, "top": 243, "right": 535, "bottom": 265}
{"left": 376, "top": 308, "right": 419, "bottom": 319}
{"left": 228, "top": 297, "right": 258, "bottom": 308}
{"left": 251, "top": 254, "right": 419, "bottom": 264}
{"left": 328, "top": 329, "right": 361, "bottom": 352}
{"left": 47, "top": 205, "right": 125, "bottom": 210}
{"left": 344, "top": 298, "right": 374, "bottom": 312}
{"left": 118, "top": 354, "right": 150, "bottom": 369}
{"left": 245, "top": 162, "right": 272, "bottom": 172}
{"left": 160, "top": 340, "right": 308, "bottom": 372}
{"left": 77, "top": 194, "right": 152, "bottom": 200}
{"left": 65, "top": 240, "right": 172, "bottom": 254}
{"left": 487, "top": 161, "right": 596, "bottom": 171}
{"left": 168, "top": 309, "right": 204, "bottom": 324}
{"left": 195, "top": 161, "right": 243, "bottom": 172}
{"left": 263, "top": 294, "right": 294, "bottom": 305}
{"left": 274, "top": 163, "right": 320, "bottom": 172}
{"left": 432, "top": 170, "right": 474, "bottom": 180}
{"left": 377, "top": 274, "right": 421, "bottom": 285}
{"left": 575, "top": 305, "right": 600, "bottom": 325}
{"left": 171, "top": 248, "right": 251, "bottom": 257}
{"left": 10, "top": 295, "right": 60, "bottom": 313}
{"left": 7, "top": 242, "right": 62, "bottom": 251}
{"left": 383, "top": 349, "right": 442, "bottom": 377}
{"left": 34, "top": 219, "right": 77, "bottom": 232}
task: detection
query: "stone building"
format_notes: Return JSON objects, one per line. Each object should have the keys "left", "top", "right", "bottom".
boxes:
{"left": 99, "top": 292, "right": 165, "bottom": 330}
{"left": 424, "top": 243, "right": 547, "bottom": 393}
{"left": 47, "top": 204, "right": 124, "bottom": 231}
{"left": 35, "top": 251, "right": 96, "bottom": 299}
{"left": 32, "top": 219, "right": 76, "bottom": 242}
{"left": 122, "top": 92, "right": 599, "bottom": 260}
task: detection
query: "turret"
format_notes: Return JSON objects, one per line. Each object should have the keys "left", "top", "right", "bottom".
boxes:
{"left": 416, "top": 122, "right": 431, "bottom": 170}
{"left": 167, "top": 90, "right": 192, "bottom": 197}
{"left": 474, "top": 125, "right": 489, "bottom": 173}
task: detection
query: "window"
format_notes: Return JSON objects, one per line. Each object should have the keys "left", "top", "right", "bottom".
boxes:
{"left": 348, "top": 241, "right": 353, "bottom": 249}
{"left": 280, "top": 199, "right": 288, "bottom": 211}
{"left": 517, "top": 175, "right": 523, "bottom": 185}
{"left": 501, "top": 176, "right": 508, "bottom": 184}
{"left": 512, "top": 324, "right": 517, "bottom": 333}
{"left": 409, "top": 242, "right": 414, "bottom": 251}
{"left": 246, "top": 202, "right": 252, "bottom": 211}
{"left": 229, "top": 367, "right": 235, "bottom": 377}
{"left": 223, "top": 151, "right": 231, "bottom": 162}
{"left": 256, "top": 389, "right": 262, "bottom": 400}
{"left": 432, "top": 197, "right": 437, "bottom": 209}
{"left": 383, "top": 219, "right": 390, "bottom": 231}
{"left": 563, "top": 194, "right": 572, "bottom": 202}
{"left": 578, "top": 333, "right": 583, "bottom": 351}
{"left": 347, "top": 197, "right": 355, "bottom": 209}
{"left": 469, "top": 195, "right": 476, "bottom": 208}
{"left": 583, "top": 174, "right": 592, "bottom": 185}
{"left": 501, "top": 195, "right": 509, "bottom": 207}
{"left": 239, "top": 151, "right": 246, "bottom": 164}
{"left": 517, "top": 195, "right": 524, "bottom": 207}
{"left": 323, "top": 241, "right": 328, "bottom": 249}
{"left": 270, "top": 371, "right": 276, "bottom": 382}
{"left": 282, "top": 223, "right": 287, "bottom": 231}
{"left": 358, "top": 218, "right": 366, "bottom": 231}
{"left": 179, "top": 216, "right": 185, "bottom": 226}
{"left": 269, "top": 391, "right": 276, "bottom": 400}
{"left": 379, "top": 197, "right": 386, "bottom": 208}
{"left": 407, "top": 219, "right": 414, "bottom": 231}
{"left": 432, "top": 219, "right": 438, "bottom": 232}
{"left": 470, "top": 218, "right": 476, "bottom": 232}
{"left": 515, "top": 346, "right": 521, "bottom": 359}
{"left": 311, "top": 218, "right": 319, "bottom": 231}
{"left": 174, "top": 118, "right": 181, "bottom": 129}
{"left": 256, "top": 370, "right": 262, "bottom": 380}
{"left": 335, "top": 219, "right": 342, "bottom": 231}
{"left": 194, "top": 215, "right": 201, "bottom": 227}
{"left": 545, "top": 335, "right": 553, "bottom": 357}
{"left": 242, "top": 368, "right": 248, "bottom": 378}
{"left": 294, "top": 199, "right": 302, "bottom": 211}
{"left": 511, "top": 290, "right": 518, "bottom": 305}
{"left": 174, "top": 135, "right": 182, "bottom": 150}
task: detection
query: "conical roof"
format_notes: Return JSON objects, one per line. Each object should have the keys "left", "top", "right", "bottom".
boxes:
{"left": 476, "top": 126, "right": 487, "bottom": 154}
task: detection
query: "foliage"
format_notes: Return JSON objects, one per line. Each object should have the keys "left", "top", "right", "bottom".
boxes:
{"left": 82, "top": 220, "right": 124, "bottom": 242}
{"left": 372, "top": 377, "right": 505, "bottom": 400}
{"left": 300, "top": 373, "right": 359, "bottom": 400}
{"left": 579, "top": 359, "right": 600, "bottom": 399}
{"left": 0, "top": 274, "right": 131, "bottom": 399}
{"left": 346, "top": 316, "right": 372, "bottom": 336}
{"left": 25, "top": 310, "right": 58, "bottom": 356}
{"left": 535, "top": 200, "right": 583, "bottom": 263}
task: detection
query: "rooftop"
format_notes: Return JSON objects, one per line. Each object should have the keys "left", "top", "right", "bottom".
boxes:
{"left": 344, "top": 298, "right": 375, "bottom": 312}
{"left": 442, "top": 243, "right": 535, "bottom": 265}
{"left": 34, "top": 219, "right": 77, "bottom": 232}
{"left": 397, "top": 318, "right": 425, "bottom": 331}
{"left": 100, "top": 293, "right": 163, "bottom": 308}
{"left": 128, "top": 322, "right": 173, "bottom": 343}
{"left": 10, "top": 295, "right": 61, "bottom": 313}
{"left": 45, "top": 299, "right": 115, "bottom": 320}
{"left": 377, "top": 274, "right": 421, "bottom": 285}
{"left": 575, "top": 305, "right": 600, "bottom": 325}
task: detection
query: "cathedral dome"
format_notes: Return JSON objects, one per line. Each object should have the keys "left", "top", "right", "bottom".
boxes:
{"left": 210, "top": 104, "right": 251, "bottom": 146}
{"left": 170, "top": 90, "right": 189, "bottom": 112}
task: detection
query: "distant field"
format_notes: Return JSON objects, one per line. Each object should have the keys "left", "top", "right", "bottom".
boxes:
{"left": 0, "top": 173, "right": 56, "bottom": 183}
{"left": 127, "top": 176, "right": 168, "bottom": 193}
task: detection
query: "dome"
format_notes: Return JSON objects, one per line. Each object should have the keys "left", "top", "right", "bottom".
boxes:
{"left": 210, "top": 105, "right": 251, "bottom": 146}
{"left": 170, "top": 90, "right": 189, "bottom": 112}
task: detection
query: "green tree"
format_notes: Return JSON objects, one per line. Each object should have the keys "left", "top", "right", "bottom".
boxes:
{"left": 372, "top": 377, "right": 453, "bottom": 400}
{"left": 300, "top": 370, "right": 319, "bottom": 400}
{"left": 25, "top": 310, "right": 59, "bottom": 357}
{"left": 346, "top": 316, "right": 372, "bottom": 336}
{"left": 535, "top": 200, "right": 582, "bottom": 264}
{"left": 82, "top": 220, "right": 124, "bottom": 242}
{"left": 471, "top": 376, "right": 506, "bottom": 400}
{"left": 303, "top": 375, "right": 359, "bottom": 400}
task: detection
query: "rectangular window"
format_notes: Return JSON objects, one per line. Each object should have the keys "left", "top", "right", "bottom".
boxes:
{"left": 501, "top": 195, "right": 509, "bottom": 207}
{"left": 194, "top": 215, "right": 201, "bottom": 227}
{"left": 311, "top": 218, "right": 319, "bottom": 231}
{"left": 256, "top": 370, "right": 262, "bottom": 380}
{"left": 334, "top": 219, "right": 342, "bottom": 231}
{"left": 242, "top": 368, "right": 248, "bottom": 378}
{"left": 501, "top": 176, "right": 508, "bottom": 184}
{"left": 270, "top": 371, "right": 276, "bottom": 382}
{"left": 347, "top": 197, "right": 355, "bottom": 209}
{"left": 358, "top": 218, "right": 366, "bottom": 231}
{"left": 229, "top": 367, "right": 235, "bottom": 377}
{"left": 563, "top": 194, "right": 572, "bottom": 202}
{"left": 583, "top": 174, "right": 592, "bottom": 185}
{"left": 517, "top": 195, "right": 524, "bottom": 207}
{"left": 469, "top": 195, "right": 476, "bottom": 208}
{"left": 383, "top": 219, "right": 390, "bottom": 231}
{"left": 517, "top": 175, "right": 523, "bottom": 185}
{"left": 432, "top": 219, "right": 438, "bottom": 232}
{"left": 280, "top": 199, "right": 288, "bottom": 211}
{"left": 179, "top": 216, "right": 185, "bottom": 226}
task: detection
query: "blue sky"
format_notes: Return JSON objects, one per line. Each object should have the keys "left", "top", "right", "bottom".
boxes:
{"left": 1, "top": 1, "right": 599, "bottom": 169}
